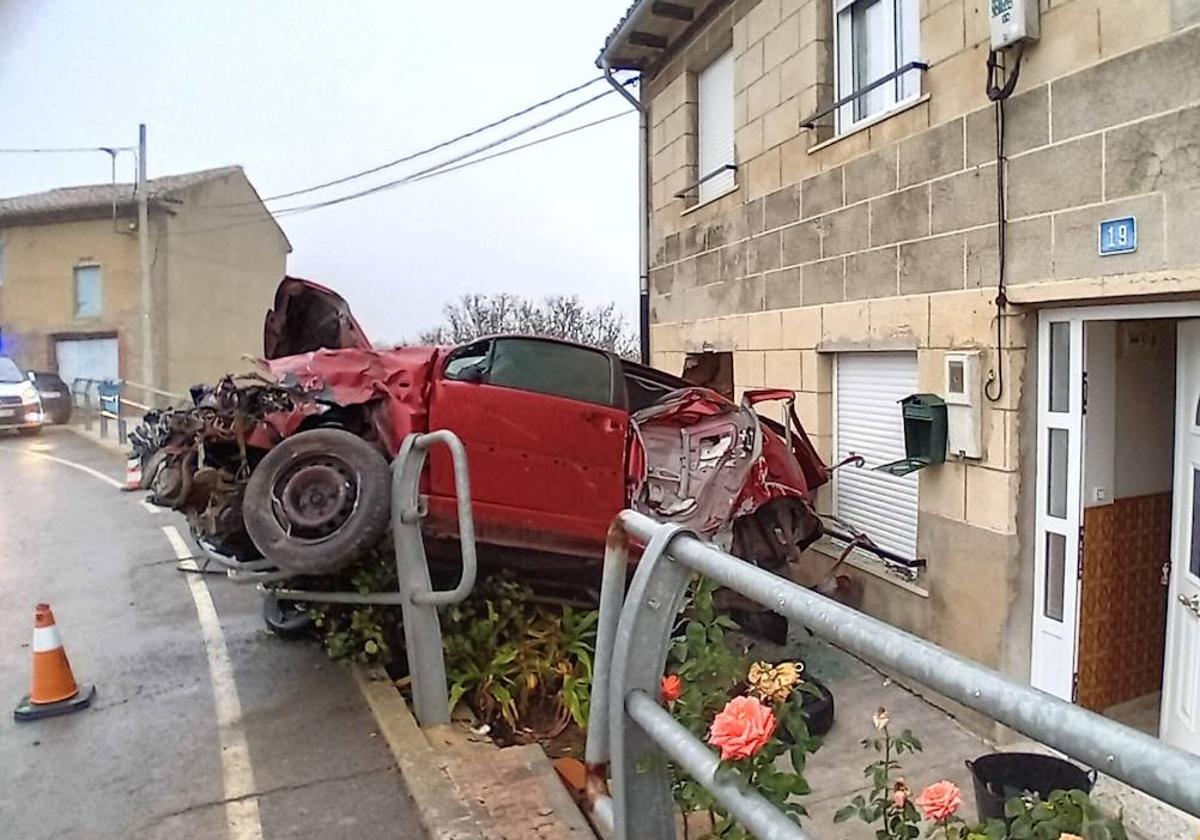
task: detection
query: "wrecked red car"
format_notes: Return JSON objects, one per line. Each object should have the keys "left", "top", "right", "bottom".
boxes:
{"left": 134, "top": 278, "right": 830, "bottom": 591}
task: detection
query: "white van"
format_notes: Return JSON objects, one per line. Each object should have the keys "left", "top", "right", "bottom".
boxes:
{"left": 0, "top": 356, "right": 44, "bottom": 434}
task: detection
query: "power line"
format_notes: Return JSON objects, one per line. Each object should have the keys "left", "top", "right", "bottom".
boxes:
{"left": 269, "top": 85, "right": 621, "bottom": 216}
{"left": 0, "top": 145, "right": 136, "bottom": 154}
{"left": 168, "top": 106, "right": 634, "bottom": 238}
{"left": 207, "top": 75, "right": 608, "bottom": 209}
{"left": 403, "top": 109, "right": 633, "bottom": 184}
{"left": 0, "top": 146, "right": 135, "bottom": 154}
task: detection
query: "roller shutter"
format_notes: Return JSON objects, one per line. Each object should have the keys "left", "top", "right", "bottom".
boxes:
{"left": 834, "top": 351, "right": 919, "bottom": 558}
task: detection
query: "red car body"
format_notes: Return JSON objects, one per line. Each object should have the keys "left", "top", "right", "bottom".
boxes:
{"left": 251, "top": 278, "right": 829, "bottom": 567}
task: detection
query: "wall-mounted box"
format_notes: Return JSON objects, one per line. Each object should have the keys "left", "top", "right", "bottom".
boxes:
{"left": 876, "top": 394, "right": 947, "bottom": 476}
{"left": 945, "top": 351, "right": 983, "bottom": 459}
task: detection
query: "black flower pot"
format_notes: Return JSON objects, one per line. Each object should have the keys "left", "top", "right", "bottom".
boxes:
{"left": 798, "top": 676, "right": 835, "bottom": 736}
{"left": 966, "top": 752, "right": 1096, "bottom": 822}
{"left": 773, "top": 676, "right": 835, "bottom": 740}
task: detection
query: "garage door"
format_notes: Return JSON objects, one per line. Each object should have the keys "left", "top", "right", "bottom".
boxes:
{"left": 56, "top": 337, "right": 119, "bottom": 390}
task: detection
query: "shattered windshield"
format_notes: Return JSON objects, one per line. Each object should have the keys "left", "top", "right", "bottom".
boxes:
{"left": 0, "top": 357, "right": 24, "bottom": 383}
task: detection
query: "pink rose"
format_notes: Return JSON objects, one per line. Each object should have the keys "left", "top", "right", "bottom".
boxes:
{"left": 707, "top": 695, "right": 777, "bottom": 761}
{"left": 660, "top": 674, "right": 683, "bottom": 703}
{"left": 916, "top": 781, "right": 963, "bottom": 823}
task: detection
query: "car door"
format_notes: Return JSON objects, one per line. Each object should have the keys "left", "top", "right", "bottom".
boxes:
{"left": 426, "top": 337, "right": 629, "bottom": 557}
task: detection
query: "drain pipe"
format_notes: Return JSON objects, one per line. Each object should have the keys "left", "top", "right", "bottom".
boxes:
{"left": 602, "top": 62, "right": 651, "bottom": 365}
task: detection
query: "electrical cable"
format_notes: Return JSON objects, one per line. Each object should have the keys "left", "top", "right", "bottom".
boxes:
{"left": 266, "top": 86, "right": 622, "bottom": 216}
{"left": 166, "top": 106, "right": 634, "bottom": 238}
{"left": 984, "top": 44, "right": 1025, "bottom": 403}
{"left": 0, "top": 145, "right": 135, "bottom": 154}
{"left": 206, "top": 75, "right": 610, "bottom": 209}
{"left": 365, "top": 110, "right": 632, "bottom": 187}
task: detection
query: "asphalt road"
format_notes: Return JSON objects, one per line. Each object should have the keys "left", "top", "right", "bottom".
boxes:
{"left": 0, "top": 427, "right": 425, "bottom": 840}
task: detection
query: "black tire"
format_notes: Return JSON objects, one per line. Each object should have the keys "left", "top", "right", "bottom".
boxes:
{"left": 243, "top": 428, "right": 391, "bottom": 575}
{"left": 262, "top": 593, "right": 314, "bottom": 640}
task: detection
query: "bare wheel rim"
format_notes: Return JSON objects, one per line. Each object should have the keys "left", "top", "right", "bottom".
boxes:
{"left": 271, "top": 455, "right": 358, "bottom": 541}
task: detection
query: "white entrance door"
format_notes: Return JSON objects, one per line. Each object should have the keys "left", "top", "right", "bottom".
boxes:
{"left": 55, "top": 337, "right": 119, "bottom": 389}
{"left": 1162, "top": 320, "right": 1200, "bottom": 754}
{"left": 1031, "top": 316, "right": 1085, "bottom": 700}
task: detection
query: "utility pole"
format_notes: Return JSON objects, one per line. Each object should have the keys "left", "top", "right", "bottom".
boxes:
{"left": 136, "top": 123, "right": 153, "bottom": 387}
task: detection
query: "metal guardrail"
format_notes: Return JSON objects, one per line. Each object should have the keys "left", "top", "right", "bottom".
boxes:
{"left": 70, "top": 378, "right": 183, "bottom": 444}
{"left": 208, "top": 430, "right": 479, "bottom": 726}
{"left": 583, "top": 510, "right": 1200, "bottom": 839}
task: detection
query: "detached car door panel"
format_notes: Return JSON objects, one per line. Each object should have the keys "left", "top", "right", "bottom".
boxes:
{"left": 426, "top": 338, "right": 628, "bottom": 557}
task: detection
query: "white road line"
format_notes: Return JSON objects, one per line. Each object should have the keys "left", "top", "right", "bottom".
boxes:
{"left": 140, "top": 499, "right": 164, "bottom": 514}
{"left": 0, "top": 448, "right": 123, "bottom": 489}
{"left": 163, "top": 525, "right": 264, "bottom": 840}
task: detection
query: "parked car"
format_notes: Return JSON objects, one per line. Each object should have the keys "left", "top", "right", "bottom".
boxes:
{"left": 133, "top": 278, "right": 832, "bottom": 593}
{"left": 31, "top": 372, "right": 72, "bottom": 424}
{"left": 0, "top": 356, "right": 44, "bottom": 435}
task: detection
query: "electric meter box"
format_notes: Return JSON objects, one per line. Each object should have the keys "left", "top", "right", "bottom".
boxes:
{"left": 989, "top": 0, "right": 1039, "bottom": 49}
{"left": 944, "top": 351, "right": 983, "bottom": 459}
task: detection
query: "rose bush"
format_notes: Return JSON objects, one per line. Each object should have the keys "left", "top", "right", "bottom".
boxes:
{"left": 917, "top": 780, "right": 965, "bottom": 824}
{"left": 838, "top": 711, "right": 1128, "bottom": 840}
{"left": 707, "top": 695, "right": 778, "bottom": 761}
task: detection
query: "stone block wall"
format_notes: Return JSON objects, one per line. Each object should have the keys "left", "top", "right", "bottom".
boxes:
{"left": 641, "top": 0, "right": 1200, "bottom": 677}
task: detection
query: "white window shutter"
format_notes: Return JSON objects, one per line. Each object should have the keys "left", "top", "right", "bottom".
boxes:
{"left": 834, "top": 352, "right": 920, "bottom": 558}
{"left": 697, "top": 50, "right": 735, "bottom": 203}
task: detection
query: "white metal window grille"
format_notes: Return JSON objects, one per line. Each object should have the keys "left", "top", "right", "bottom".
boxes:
{"left": 833, "top": 0, "right": 920, "bottom": 132}
{"left": 697, "top": 50, "right": 735, "bottom": 203}
{"left": 834, "top": 351, "right": 920, "bottom": 558}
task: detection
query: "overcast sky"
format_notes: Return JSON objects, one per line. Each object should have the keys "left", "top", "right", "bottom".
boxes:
{"left": 0, "top": 1, "right": 638, "bottom": 343}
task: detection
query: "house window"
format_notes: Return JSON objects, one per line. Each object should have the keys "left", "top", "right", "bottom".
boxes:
{"left": 73, "top": 265, "right": 102, "bottom": 318}
{"left": 833, "top": 351, "right": 919, "bottom": 559}
{"left": 697, "top": 50, "right": 735, "bottom": 203}
{"left": 834, "top": 0, "right": 920, "bottom": 132}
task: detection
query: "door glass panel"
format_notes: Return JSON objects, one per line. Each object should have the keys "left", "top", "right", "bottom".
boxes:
{"left": 488, "top": 339, "right": 613, "bottom": 405}
{"left": 1047, "top": 428, "right": 1069, "bottom": 518}
{"left": 1045, "top": 532, "right": 1066, "bottom": 622}
{"left": 1191, "top": 469, "right": 1200, "bottom": 578}
{"left": 1049, "top": 321, "right": 1070, "bottom": 413}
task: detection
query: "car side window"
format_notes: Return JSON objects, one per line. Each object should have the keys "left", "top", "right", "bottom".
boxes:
{"left": 487, "top": 338, "right": 613, "bottom": 405}
{"left": 624, "top": 370, "right": 676, "bottom": 413}
{"left": 444, "top": 340, "right": 491, "bottom": 381}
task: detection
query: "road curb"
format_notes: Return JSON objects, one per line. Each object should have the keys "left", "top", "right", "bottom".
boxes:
{"left": 353, "top": 664, "right": 595, "bottom": 839}
{"left": 352, "top": 665, "right": 483, "bottom": 840}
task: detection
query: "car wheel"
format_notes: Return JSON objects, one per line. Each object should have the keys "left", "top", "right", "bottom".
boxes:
{"left": 243, "top": 428, "right": 391, "bottom": 575}
{"left": 262, "top": 592, "right": 313, "bottom": 640}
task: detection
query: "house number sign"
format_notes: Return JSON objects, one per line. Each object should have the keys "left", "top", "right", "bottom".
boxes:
{"left": 1098, "top": 216, "right": 1137, "bottom": 256}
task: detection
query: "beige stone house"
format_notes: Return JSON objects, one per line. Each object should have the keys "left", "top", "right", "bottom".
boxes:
{"left": 598, "top": 0, "right": 1200, "bottom": 754}
{"left": 0, "top": 166, "right": 289, "bottom": 395}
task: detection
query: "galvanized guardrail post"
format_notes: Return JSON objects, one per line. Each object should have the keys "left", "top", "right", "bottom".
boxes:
{"left": 223, "top": 430, "right": 476, "bottom": 727}
{"left": 585, "top": 509, "right": 1200, "bottom": 840}
{"left": 392, "top": 430, "right": 477, "bottom": 726}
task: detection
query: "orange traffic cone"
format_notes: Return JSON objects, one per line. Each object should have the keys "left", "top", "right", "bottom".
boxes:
{"left": 14, "top": 604, "right": 95, "bottom": 722}
{"left": 122, "top": 456, "right": 142, "bottom": 492}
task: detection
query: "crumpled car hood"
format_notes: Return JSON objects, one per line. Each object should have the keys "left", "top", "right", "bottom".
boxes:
{"left": 263, "top": 276, "right": 373, "bottom": 359}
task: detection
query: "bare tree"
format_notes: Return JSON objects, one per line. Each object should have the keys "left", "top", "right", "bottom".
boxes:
{"left": 421, "top": 294, "right": 637, "bottom": 358}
